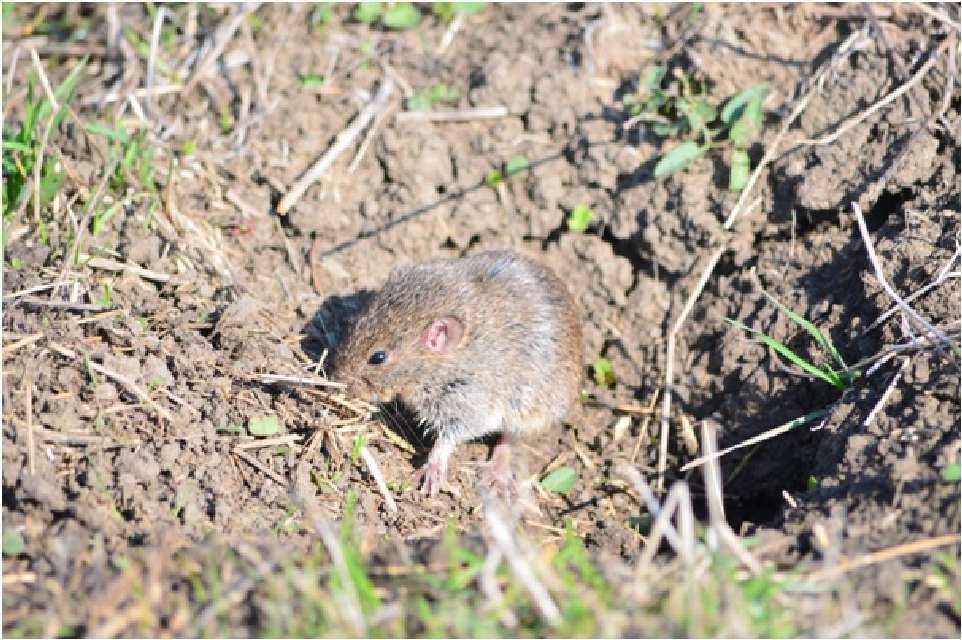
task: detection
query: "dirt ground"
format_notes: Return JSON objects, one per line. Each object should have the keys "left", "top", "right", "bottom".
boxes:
{"left": 2, "top": 3, "right": 960, "bottom": 637}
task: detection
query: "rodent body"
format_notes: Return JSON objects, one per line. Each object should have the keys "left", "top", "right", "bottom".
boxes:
{"left": 331, "top": 250, "right": 583, "bottom": 494}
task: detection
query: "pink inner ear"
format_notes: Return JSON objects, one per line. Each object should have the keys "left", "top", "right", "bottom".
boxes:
{"left": 420, "top": 316, "right": 464, "bottom": 354}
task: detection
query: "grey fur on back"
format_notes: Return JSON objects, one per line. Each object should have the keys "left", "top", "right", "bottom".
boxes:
{"left": 331, "top": 250, "right": 583, "bottom": 447}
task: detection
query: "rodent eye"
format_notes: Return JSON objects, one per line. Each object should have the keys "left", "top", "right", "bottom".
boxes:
{"left": 368, "top": 350, "right": 387, "bottom": 365}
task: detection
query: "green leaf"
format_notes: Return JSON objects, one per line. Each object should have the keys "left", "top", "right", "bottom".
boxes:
{"left": 504, "top": 154, "right": 529, "bottom": 177}
{"left": 454, "top": 2, "right": 486, "bottom": 14}
{"left": 641, "top": 65, "right": 666, "bottom": 91}
{"left": 313, "top": 3, "right": 334, "bottom": 25}
{"left": 382, "top": 2, "right": 420, "bottom": 29}
{"left": 942, "top": 463, "right": 961, "bottom": 483}
{"left": 301, "top": 72, "right": 325, "bottom": 88}
{"left": 720, "top": 84, "right": 768, "bottom": 125}
{"left": 353, "top": 2, "right": 383, "bottom": 23}
{"left": 567, "top": 203, "right": 594, "bottom": 233}
{"left": 351, "top": 432, "right": 367, "bottom": 464}
{"left": 806, "top": 475, "right": 818, "bottom": 491}
{"left": 541, "top": 466, "right": 577, "bottom": 494}
{"left": 729, "top": 93, "right": 764, "bottom": 148}
{"left": 592, "top": 357, "right": 615, "bottom": 387}
{"left": 405, "top": 93, "right": 433, "bottom": 112}
{"left": 652, "top": 121, "right": 683, "bottom": 137}
{"left": 728, "top": 148, "right": 750, "bottom": 192}
{"left": 248, "top": 414, "right": 281, "bottom": 436}
{"left": 759, "top": 289, "right": 850, "bottom": 379}
{"left": 2, "top": 527, "right": 25, "bottom": 556}
{"left": 38, "top": 160, "right": 65, "bottom": 211}
{"left": 86, "top": 122, "right": 130, "bottom": 143}
{"left": 692, "top": 100, "right": 717, "bottom": 125}
{"left": 429, "top": 83, "right": 458, "bottom": 103}
{"left": 726, "top": 318, "right": 846, "bottom": 389}
{"left": 484, "top": 168, "right": 502, "bottom": 188}
{"left": 654, "top": 140, "right": 703, "bottom": 178}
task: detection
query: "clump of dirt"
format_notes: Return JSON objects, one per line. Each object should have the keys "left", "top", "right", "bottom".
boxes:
{"left": 3, "top": 3, "right": 959, "bottom": 637}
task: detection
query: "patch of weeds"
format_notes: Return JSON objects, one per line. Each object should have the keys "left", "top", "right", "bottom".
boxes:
{"left": 727, "top": 290, "right": 856, "bottom": 390}
{"left": 485, "top": 154, "right": 528, "bottom": 188}
{"left": 2, "top": 56, "right": 86, "bottom": 246}
{"left": 623, "top": 65, "right": 767, "bottom": 191}
{"left": 405, "top": 83, "right": 459, "bottom": 112}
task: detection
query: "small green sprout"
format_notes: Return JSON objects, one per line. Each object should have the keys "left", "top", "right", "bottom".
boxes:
{"left": 567, "top": 203, "right": 594, "bottom": 233}
{"left": 350, "top": 432, "right": 368, "bottom": 464}
{"left": 592, "top": 357, "right": 615, "bottom": 387}
{"left": 405, "top": 83, "right": 459, "bottom": 111}
{"left": 484, "top": 155, "right": 528, "bottom": 188}
{"left": 942, "top": 463, "right": 961, "bottom": 483}
{"left": 432, "top": 2, "right": 486, "bottom": 22}
{"left": 301, "top": 72, "right": 325, "bottom": 88}
{"left": 2, "top": 528, "right": 25, "bottom": 556}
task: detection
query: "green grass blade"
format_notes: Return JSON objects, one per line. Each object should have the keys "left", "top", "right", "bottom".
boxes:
{"left": 726, "top": 318, "right": 846, "bottom": 389}
{"left": 759, "top": 289, "right": 850, "bottom": 374}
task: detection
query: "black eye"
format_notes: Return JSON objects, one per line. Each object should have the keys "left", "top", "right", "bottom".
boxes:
{"left": 368, "top": 350, "right": 387, "bottom": 365}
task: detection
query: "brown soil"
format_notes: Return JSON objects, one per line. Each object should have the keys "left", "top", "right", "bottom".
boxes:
{"left": 3, "top": 3, "right": 960, "bottom": 637}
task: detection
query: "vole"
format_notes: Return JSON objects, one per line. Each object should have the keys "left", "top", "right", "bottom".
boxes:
{"left": 331, "top": 250, "right": 583, "bottom": 496}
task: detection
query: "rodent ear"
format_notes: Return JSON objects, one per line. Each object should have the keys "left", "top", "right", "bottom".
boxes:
{"left": 419, "top": 316, "right": 464, "bottom": 354}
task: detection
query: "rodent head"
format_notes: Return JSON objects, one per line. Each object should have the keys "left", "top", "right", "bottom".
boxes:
{"left": 330, "top": 269, "right": 465, "bottom": 403}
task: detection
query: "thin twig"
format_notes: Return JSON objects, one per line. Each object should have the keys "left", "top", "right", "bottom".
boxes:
{"left": 145, "top": 6, "right": 167, "bottom": 118}
{"left": 798, "top": 40, "right": 947, "bottom": 146}
{"left": 483, "top": 500, "right": 562, "bottom": 628}
{"left": 862, "top": 356, "right": 911, "bottom": 428}
{"left": 723, "top": 28, "right": 867, "bottom": 229}
{"left": 234, "top": 434, "right": 302, "bottom": 450}
{"left": 233, "top": 449, "right": 288, "bottom": 486}
{"left": 25, "top": 377, "right": 36, "bottom": 475}
{"left": 395, "top": 105, "right": 510, "bottom": 124}
{"left": 360, "top": 445, "right": 398, "bottom": 513}
{"left": 852, "top": 202, "right": 959, "bottom": 370}
{"left": 277, "top": 78, "right": 394, "bottom": 215}
{"left": 48, "top": 341, "right": 173, "bottom": 422}
{"left": 86, "top": 256, "right": 172, "bottom": 283}
{"left": 806, "top": 533, "right": 961, "bottom": 582}
{"left": 658, "top": 246, "right": 725, "bottom": 490}
{"left": 865, "top": 245, "right": 961, "bottom": 333}
{"left": 184, "top": 3, "right": 260, "bottom": 94}
{"left": 20, "top": 296, "right": 111, "bottom": 313}
{"left": 256, "top": 373, "right": 345, "bottom": 389}
{"left": 679, "top": 408, "right": 830, "bottom": 472}
{"left": 700, "top": 420, "right": 762, "bottom": 574}
{"left": 3, "top": 333, "right": 44, "bottom": 355}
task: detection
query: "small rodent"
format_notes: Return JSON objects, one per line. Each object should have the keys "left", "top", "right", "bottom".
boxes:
{"left": 331, "top": 250, "right": 583, "bottom": 495}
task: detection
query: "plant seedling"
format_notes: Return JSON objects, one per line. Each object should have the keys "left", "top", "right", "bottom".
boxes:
{"left": 624, "top": 64, "right": 767, "bottom": 191}
{"left": 727, "top": 290, "right": 856, "bottom": 390}
{"left": 567, "top": 203, "right": 594, "bottom": 233}
{"left": 484, "top": 154, "right": 528, "bottom": 188}
{"left": 405, "top": 83, "right": 459, "bottom": 111}
{"left": 353, "top": 2, "right": 421, "bottom": 30}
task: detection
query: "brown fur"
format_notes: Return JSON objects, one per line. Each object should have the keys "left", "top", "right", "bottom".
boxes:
{"left": 331, "top": 250, "right": 583, "bottom": 493}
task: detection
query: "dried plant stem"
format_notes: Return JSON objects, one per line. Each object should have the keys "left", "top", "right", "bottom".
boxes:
{"left": 233, "top": 449, "right": 288, "bottom": 486}
{"left": 483, "top": 501, "right": 562, "bottom": 627}
{"left": 807, "top": 533, "right": 961, "bottom": 582}
{"left": 798, "top": 39, "right": 948, "bottom": 146}
{"left": 360, "top": 446, "right": 398, "bottom": 513}
{"left": 395, "top": 106, "right": 510, "bottom": 123}
{"left": 852, "top": 202, "right": 959, "bottom": 370}
{"left": 658, "top": 246, "right": 724, "bottom": 490}
{"left": 277, "top": 78, "right": 394, "bottom": 214}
